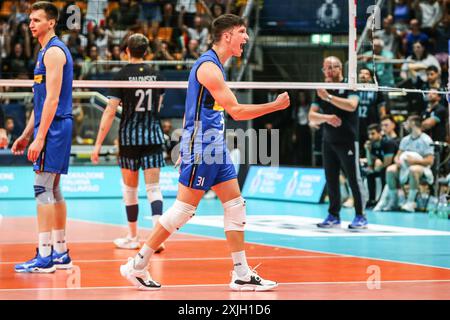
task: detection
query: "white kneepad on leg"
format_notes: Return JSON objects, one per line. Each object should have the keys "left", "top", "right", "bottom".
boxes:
{"left": 223, "top": 196, "right": 246, "bottom": 232}
{"left": 53, "top": 186, "right": 64, "bottom": 203}
{"left": 122, "top": 184, "right": 138, "bottom": 206}
{"left": 158, "top": 200, "right": 196, "bottom": 233}
{"left": 146, "top": 183, "right": 163, "bottom": 202}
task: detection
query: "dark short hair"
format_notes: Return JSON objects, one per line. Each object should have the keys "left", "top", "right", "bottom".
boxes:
{"left": 212, "top": 14, "right": 245, "bottom": 43}
{"left": 359, "top": 67, "right": 374, "bottom": 79}
{"left": 408, "top": 115, "right": 422, "bottom": 128}
{"left": 31, "top": 1, "right": 59, "bottom": 22}
{"left": 426, "top": 65, "right": 439, "bottom": 74}
{"left": 127, "top": 33, "right": 149, "bottom": 58}
{"left": 367, "top": 123, "right": 381, "bottom": 133}
{"left": 381, "top": 115, "right": 395, "bottom": 124}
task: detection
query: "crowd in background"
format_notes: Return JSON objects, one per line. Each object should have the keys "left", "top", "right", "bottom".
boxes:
{"left": 0, "top": 0, "right": 249, "bottom": 79}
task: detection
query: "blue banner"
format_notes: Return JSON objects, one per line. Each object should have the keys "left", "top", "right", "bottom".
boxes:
{"left": 242, "top": 166, "right": 326, "bottom": 203}
{"left": 0, "top": 166, "right": 180, "bottom": 199}
{"left": 260, "top": 0, "right": 381, "bottom": 34}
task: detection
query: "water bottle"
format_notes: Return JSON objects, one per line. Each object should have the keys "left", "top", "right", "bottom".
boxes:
{"left": 436, "top": 195, "right": 448, "bottom": 219}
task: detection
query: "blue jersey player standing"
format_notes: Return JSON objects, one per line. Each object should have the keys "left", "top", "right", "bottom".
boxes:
{"left": 12, "top": 1, "right": 73, "bottom": 273}
{"left": 120, "top": 14, "right": 290, "bottom": 291}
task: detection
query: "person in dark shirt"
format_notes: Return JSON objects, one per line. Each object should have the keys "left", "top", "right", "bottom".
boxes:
{"left": 364, "top": 123, "right": 398, "bottom": 207}
{"left": 357, "top": 68, "right": 387, "bottom": 154}
{"left": 308, "top": 56, "right": 367, "bottom": 229}
{"left": 91, "top": 33, "right": 166, "bottom": 252}
{"left": 414, "top": 65, "right": 446, "bottom": 113}
{"left": 421, "top": 89, "right": 448, "bottom": 142}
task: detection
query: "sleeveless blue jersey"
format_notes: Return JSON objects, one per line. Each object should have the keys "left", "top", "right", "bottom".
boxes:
{"left": 180, "top": 49, "right": 227, "bottom": 160}
{"left": 33, "top": 36, "right": 73, "bottom": 126}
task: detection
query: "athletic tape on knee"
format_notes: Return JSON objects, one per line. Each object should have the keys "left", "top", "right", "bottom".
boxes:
{"left": 53, "top": 186, "right": 64, "bottom": 203}
{"left": 34, "top": 172, "right": 56, "bottom": 205}
{"left": 158, "top": 200, "right": 196, "bottom": 233}
{"left": 122, "top": 184, "right": 138, "bottom": 206}
{"left": 223, "top": 196, "right": 246, "bottom": 232}
{"left": 146, "top": 183, "right": 163, "bottom": 216}
{"left": 146, "top": 183, "right": 163, "bottom": 202}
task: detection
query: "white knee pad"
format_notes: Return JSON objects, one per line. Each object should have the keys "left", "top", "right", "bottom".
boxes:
{"left": 223, "top": 196, "right": 246, "bottom": 232}
{"left": 122, "top": 184, "right": 138, "bottom": 206}
{"left": 158, "top": 200, "right": 196, "bottom": 233}
{"left": 53, "top": 186, "right": 64, "bottom": 203}
{"left": 34, "top": 172, "right": 56, "bottom": 205}
{"left": 146, "top": 183, "right": 163, "bottom": 202}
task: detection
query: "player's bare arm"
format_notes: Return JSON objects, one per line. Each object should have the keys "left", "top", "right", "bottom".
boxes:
{"left": 27, "top": 46, "right": 66, "bottom": 162}
{"left": 91, "top": 98, "right": 121, "bottom": 164}
{"left": 197, "top": 62, "right": 290, "bottom": 120}
{"left": 11, "top": 110, "right": 35, "bottom": 155}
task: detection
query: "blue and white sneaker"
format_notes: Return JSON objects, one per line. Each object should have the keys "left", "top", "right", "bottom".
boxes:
{"left": 348, "top": 215, "right": 368, "bottom": 229}
{"left": 52, "top": 250, "right": 73, "bottom": 269}
{"left": 317, "top": 214, "right": 341, "bottom": 228}
{"left": 15, "top": 249, "right": 56, "bottom": 273}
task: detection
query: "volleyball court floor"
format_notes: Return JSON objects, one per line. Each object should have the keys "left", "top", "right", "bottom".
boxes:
{"left": 1, "top": 197, "right": 450, "bottom": 300}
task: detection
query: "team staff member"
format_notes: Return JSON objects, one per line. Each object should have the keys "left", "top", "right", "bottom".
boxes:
{"left": 309, "top": 56, "right": 368, "bottom": 229}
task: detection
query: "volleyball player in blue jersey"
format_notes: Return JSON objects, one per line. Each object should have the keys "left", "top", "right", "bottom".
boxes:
{"left": 91, "top": 34, "right": 166, "bottom": 253}
{"left": 120, "top": 14, "right": 290, "bottom": 291}
{"left": 12, "top": 2, "right": 73, "bottom": 273}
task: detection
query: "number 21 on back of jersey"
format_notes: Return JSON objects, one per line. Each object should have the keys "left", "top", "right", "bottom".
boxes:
{"left": 135, "top": 89, "right": 153, "bottom": 112}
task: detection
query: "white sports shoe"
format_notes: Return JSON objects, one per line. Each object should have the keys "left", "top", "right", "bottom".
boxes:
{"left": 114, "top": 235, "right": 140, "bottom": 249}
{"left": 229, "top": 264, "right": 277, "bottom": 292}
{"left": 401, "top": 201, "right": 416, "bottom": 213}
{"left": 120, "top": 257, "right": 161, "bottom": 291}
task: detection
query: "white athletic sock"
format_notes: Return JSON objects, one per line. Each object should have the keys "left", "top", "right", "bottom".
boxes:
{"left": 134, "top": 243, "right": 154, "bottom": 270}
{"left": 52, "top": 229, "right": 67, "bottom": 254}
{"left": 38, "top": 232, "right": 52, "bottom": 258}
{"left": 231, "top": 251, "right": 250, "bottom": 277}
{"left": 152, "top": 215, "right": 161, "bottom": 228}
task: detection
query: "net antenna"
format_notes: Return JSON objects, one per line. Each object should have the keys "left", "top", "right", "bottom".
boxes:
{"left": 348, "top": 0, "right": 358, "bottom": 89}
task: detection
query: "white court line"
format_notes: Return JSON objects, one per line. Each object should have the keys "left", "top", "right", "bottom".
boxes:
{"left": 0, "top": 255, "right": 350, "bottom": 265}
{"left": 0, "top": 238, "right": 212, "bottom": 245}
{"left": 1, "top": 279, "right": 450, "bottom": 293}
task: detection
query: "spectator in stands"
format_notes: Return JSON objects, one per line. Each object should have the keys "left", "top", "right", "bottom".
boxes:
{"left": 179, "top": 12, "right": 209, "bottom": 53}
{"left": 400, "top": 40, "right": 441, "bottom": 82}
{"left": 61, "top": 23, "right": 88, "bottom": 63}
{"left": 413, "top": 0, "right": 444, "bottom": 42}
{"left": 2, "top": 42, "right": 30, "bottom": 77}
{"left": 183, "top": 38, "right": 200, "bottom": 60}
{"left": 374, "top": 15, "right": 402, "bottom": 56}
{"left": 152, "top": 39, "right": 176, "bottom": 69}
{"left": 138, "top": 0, "right": 163, "bottom": 40}
{"left": 392, "top": 0, "right": 415, "bottom": 35}
{"left": 403, "top": 19, "right": 429, "bottom": 56}
{"left": 414, "top": 65, "right": 445, "bottom": 112}
{"left": 89, "top": 26, "right": 111, "bottom": 59}
{"left": 175, "top": 0, "right": 198, "bottom": 27}
{"left": 159, "top": 2, "right": 181, "bottom": 50}
{"left": 83, "top": 0, "right": 108, "bottom": 34}
{"left": 421, "top": 89, "right": 448, "bottom": 143}
{"left": 8, "top": 0, "right": 30, "bottom": 26}
{"left": 109, "top": 0, "right": 140, "bottom": 30}
{"left": 4, "top": 116, "right": 17, "bottom": 149}
{"left": 381, "top": 115, "right": 401, "bottom": 147}
{"left": 0, "top": 17, "right": 10, "bottom": 76}
{"left": 435, "top": 52, "right": 448, "bottom": 85}
{"left": 364, "top": 123, "right": 398, "bottom": 207}
{"left": 106, "top": 44, "right": 123, "bottom": 72}
{"left": 80, "top": 45, "right": 105, "bottom": 80}
{"left": 357, "top": 67, "right": 387, "bottom": 153}
{"left": 379, "top": 115, "right": 434, "bottom": 212}
{"left": 358, "top": 38, "right": 395, "bottom": 87}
